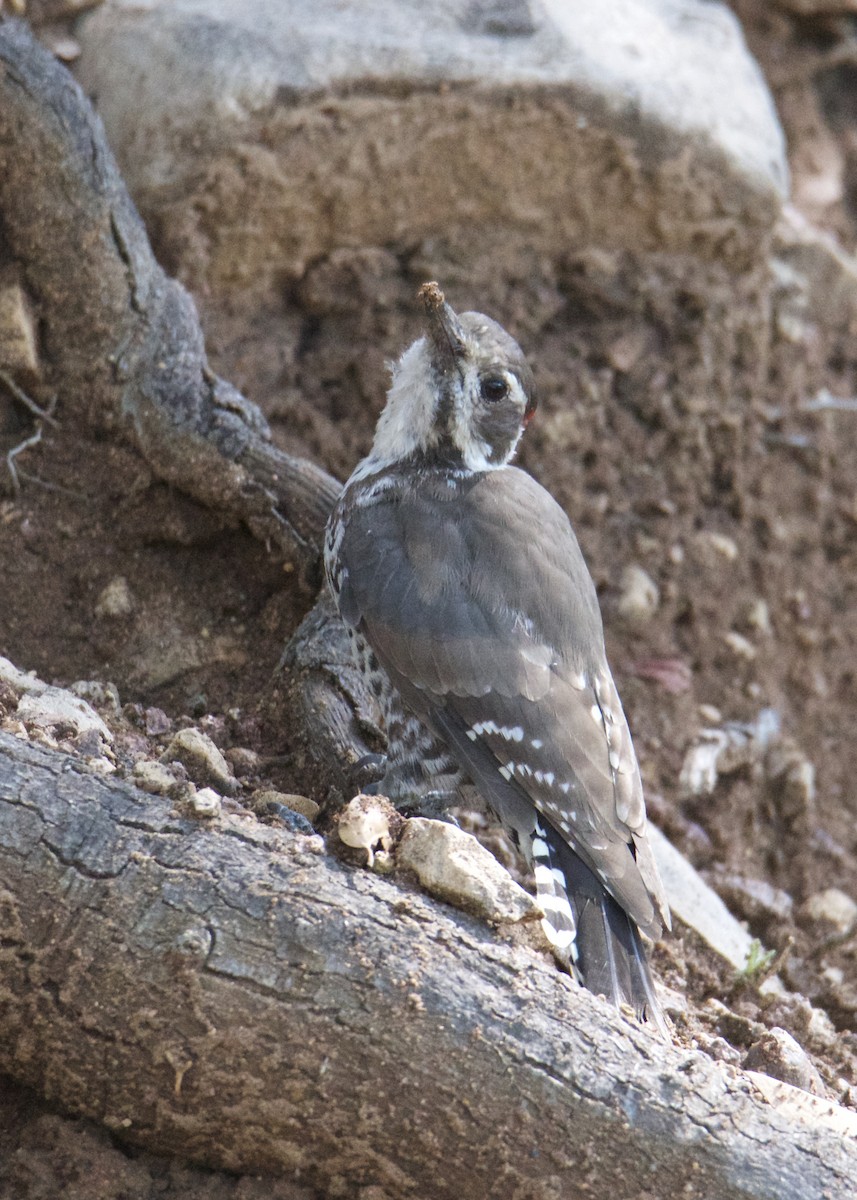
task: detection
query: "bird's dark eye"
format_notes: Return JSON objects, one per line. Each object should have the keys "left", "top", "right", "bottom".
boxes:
{"left": 480, "top": 375, "right": 509, "bottom": 403}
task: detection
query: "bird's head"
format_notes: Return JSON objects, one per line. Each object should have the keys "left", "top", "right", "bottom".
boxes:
{"left": 365, "top": 282, "right": 537, "bottom": 474}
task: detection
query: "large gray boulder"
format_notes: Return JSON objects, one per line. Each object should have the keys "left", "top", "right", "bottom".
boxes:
{"left": 74, "top": 0, "right": 788, "bottom": 289}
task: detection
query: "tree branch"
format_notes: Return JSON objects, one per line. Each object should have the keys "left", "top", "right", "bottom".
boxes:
{"left": 1, "top": 731, "right": 854, "bottom": 1198}
{"left": 0, "top": 18, "right": 339, "bottom": 589}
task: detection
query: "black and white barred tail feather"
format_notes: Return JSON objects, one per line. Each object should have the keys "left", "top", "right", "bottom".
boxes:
{"left": 532, "top": 820, "right": 579, "bottom": 967}
{"left": 534, "top": 819, "right": 668, "bottom": 1037}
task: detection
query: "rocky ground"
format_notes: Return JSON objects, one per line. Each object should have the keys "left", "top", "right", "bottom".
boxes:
{"left": 2, "top": 0, "right": 857, "bottom": 1196}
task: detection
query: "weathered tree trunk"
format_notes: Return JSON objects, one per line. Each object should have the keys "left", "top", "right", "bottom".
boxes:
{"left": 1, "top": 18, "right": 856, "bottom": 1199}
{"left": 1, "top": 730, "right": 855, "bottom": 1199}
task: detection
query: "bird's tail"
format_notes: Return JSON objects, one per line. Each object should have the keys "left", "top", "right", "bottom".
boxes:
{"left": 533, "top": 818, "right": 668, "bottom": 1038}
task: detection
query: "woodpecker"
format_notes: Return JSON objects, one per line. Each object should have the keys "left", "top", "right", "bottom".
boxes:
{"left": 325, "top": 282, "right": 670, "bottom": 1032}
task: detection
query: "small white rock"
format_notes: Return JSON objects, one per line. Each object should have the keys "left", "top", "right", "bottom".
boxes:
{"left": 70, "top": 679, "right": 121, "bottom": 713}
{"left": 707, "top": 532, "right": 739, "bottom": 560}
{"left": 648, "top": 825, "right": 771, "bottom": 978}
{"left": 0, "top": 273, "right": 40, "bottom": 376}
{"left": 17, "top": 687, "right": 113, "bottom": 743}
{"left": 799, "top": 888, "right": 857, "bottom": 938}
{"left": 397, "top": 817, "right": 539, "bottom": 924}
{"left": 161, "top": 727, "right": 238, "bottom": 795}
{"left": 133, "top": 759, "right": 178, "bottom": 796}
{"left": 338, "top": 794, "right": 396, "bottom": 867}
{"left": 86, "top": 756, "right": 117, "bottom": 776}
{"left": 723, "top": 631, "right": 757, "bottom": 660}
{"left": 191, "top": 787, "right": 222, "bottom": 818}
{"left": 616, "top": 564, "right": 660, "bottom": 625}
{"left": 746, "top": 598, "right": 772, "bottom": 636}
{"left": 0, "top": 656, "right": 47, "bottom": 697}
{"left": 744, "top": 1028, "right": 825, "bottom": 1096}
{"left": 95, "top": 576, "right": 134, "bottom": 618}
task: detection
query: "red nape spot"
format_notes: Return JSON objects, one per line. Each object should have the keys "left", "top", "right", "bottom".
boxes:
{"left": 523, "top": 401, "right": 538, "bottom": 428}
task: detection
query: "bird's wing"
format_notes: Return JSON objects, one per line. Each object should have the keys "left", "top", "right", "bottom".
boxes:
{"left": 337, "top": 466, "right": 668, "bottom": 936}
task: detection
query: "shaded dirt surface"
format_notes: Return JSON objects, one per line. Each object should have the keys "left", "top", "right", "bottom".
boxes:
{"left": 2, "top": 4, "right": 857, "bottom": 1196}
{"left": 0, "top": 1076, "right": 313, "bottom": 1199}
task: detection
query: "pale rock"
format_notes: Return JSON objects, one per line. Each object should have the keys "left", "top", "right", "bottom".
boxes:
{"left": 0, "top": 269, "right": 39, "bottom": 377}
{"left": 746, "top": 1071, "right": 857, "bottom": 1138}
{"left": 75, "top": 0, "right": 787, "bottom": 291}
{"left": 617, "top": 564, "right": 660, "bottom": 625}
{"left": 133, "top": 759, "right": 179, "bottom": 796}
{"left": 746, "top": 598, "right": 772, "bottom": 637}
{"left": 397, "top": 817, "right": 539, "bottom": 924}
{"left": 191, "top": 786, "right": 222, "bottom": 818}
{"left": 253, "top": 789, "right": 320, "bottom": 822}
{"left": 69, "top": 679, "right": 122, "bottom": 713}
{"left": 798, "top": 888, "right": 857, "bottom": 939}
{"left": 723, "top": 631, "right": 757, "bottom": 661}
{"left": 94, "top": 576, "right": 134, "bottom": 618}
{"left": 0, "top": 656, "right": 47, "bottom": 697}
{"left": 712, "top": 870, "right": 794, "bottom": 925}
{"left": 17, "top": 687, "right": 113, "bottom": 744}
{"left": 680, "top": 709, "right": 781, "bottom": 797}
{"left": 161, "top": 727, "right": 238, "bottom": 795}
{"left": 772, "top": 204, "right": 857, "bottom": 341}
{"left": 743, "top": 1028, "right": 825, "bottom": 1097}
{"left": 337, "top": 794, "right": 398, "bottom": 868}
{"left": 86, "top": 756, "right": 117, "bottom": 776}
{"left": 648, "top": 824, "right": 782, "bottom": 992}
{"left": 691, "top": 530, "right": 740, "bottom": 568}
{"left": 706, "top": 531, "right": 739, "bottom": 560}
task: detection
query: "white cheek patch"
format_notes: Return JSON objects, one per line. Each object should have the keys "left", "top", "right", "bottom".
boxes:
{"left": 449, "top": 365, "right": 493, "bottom": 471}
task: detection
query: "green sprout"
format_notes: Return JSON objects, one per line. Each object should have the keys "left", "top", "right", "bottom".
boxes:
{"left": 740, "top": 939, "right": 777, "bottom": 981}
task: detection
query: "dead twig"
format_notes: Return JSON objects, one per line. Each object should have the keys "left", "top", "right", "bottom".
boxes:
{"left": 0, "top": 369, "right": 58, "bottom": 427}
{"left": 5, "top": 425, "right": 42, "bottom": 495}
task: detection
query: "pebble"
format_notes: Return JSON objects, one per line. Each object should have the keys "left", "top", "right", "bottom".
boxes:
{"left": 161, "top": 727, "right": 238, "bottom": 795}
{"left": 253, "top": 789, "right": 320, "bottom": 822}
{"left": 337, "top": 794, "right": 399, "bottom": 868}
{"left": 144, "top": 706, "right": 172, "bottom": 736}
{"left": 0, "top": 655, "right": 46, "bottom": 697}
{"left": 746, "top": 598, "right": 772, "bottom": 636}
{"left": 616, "top": 564, "right": 659, "bottom": 625}
{"left": 226, "top": 746, "right": 261, "bottom": 776}
{"left": 94, "top": 576, "right": 134, "bottom": 618}
{"left": 397, "top": 817, "right": 539, "bottom": 924}
{"left": 743, "top": 1027, "right": 826, "bottom": 1096}
{"left": 133, "top": 759, "right": 178, "bottom": 796}
{"left": 692, "top": 530, "right": 739, "bottom": 565}
{"left": 191, "top": 787, "right": 222, "bottom": 818}
{"left": 70, "top": 679, "right": 121, "bottom": 713}
{"left": 712, "top": 871, "right": 794, "bottom": 926}
{"left": 0, "top": 271, "right": 40, "bottom": 376}
{"left": 798, "top": 888, "right": 857, "bottom": 939}
{"left": 17, "top": 686, "right": 113, "bottom": 744}
{"left": 722, "top": 631, "right": 757, "bottom": 660}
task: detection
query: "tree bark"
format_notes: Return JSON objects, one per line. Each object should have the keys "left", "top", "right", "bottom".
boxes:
{"left": 1, "top": 731, "right": 855, "bottom": 1199}
{"left": 0, "top": 17, "right": 339, "bottom": 592}
{"left": 1, "top": 18, "right": 857, "bottom": 1199}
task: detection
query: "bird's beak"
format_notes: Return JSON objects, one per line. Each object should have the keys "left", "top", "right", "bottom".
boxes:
{"left": 418, "top": 281, "right": 466, "bottom": 375}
